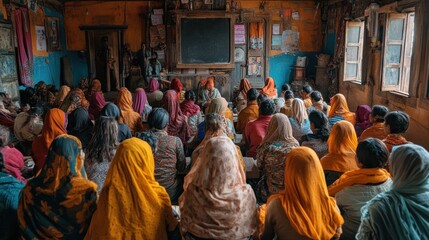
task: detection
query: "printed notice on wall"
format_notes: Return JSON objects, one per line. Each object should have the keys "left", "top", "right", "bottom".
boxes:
{"left": 35, "top": 26, "right": 46, "bottom": 52}
{"left": 234, "top": 24, "right": 246, "bottom": 44}
{"left": 281, "top": 30, "right": 299, "bottom": 53}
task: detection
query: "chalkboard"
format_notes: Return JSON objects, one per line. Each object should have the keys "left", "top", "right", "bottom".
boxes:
{"left": 180, "top": 18, "right": 231, "bottom": 65}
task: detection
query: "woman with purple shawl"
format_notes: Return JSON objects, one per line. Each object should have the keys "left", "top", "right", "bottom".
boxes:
{"left": 146, "top": 78, "right": 163, "bottom": 108}
{"left": 87, "top": 79, "right": 106, "bottom": 120}
{"left": 132, "top": 88, "right": 152, "bottom": 122}
{"left": 355, "top": 105, "right": 372, "bottom": 137}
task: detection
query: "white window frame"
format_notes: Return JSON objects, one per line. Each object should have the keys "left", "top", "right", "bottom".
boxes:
{"left": 343, "top": 21, "right": 365, "bottom": 83}
{"left": 381, "top": 12, "right": 415, "bottom": 94}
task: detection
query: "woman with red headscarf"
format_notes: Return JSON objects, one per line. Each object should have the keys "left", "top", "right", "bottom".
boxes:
{"left": 260, "top": 77, "right": 278, "bottom": 99}
{"left": 233, "top": 78, "right": 251, "bottom": 113}
{"left": 87, "top": 79, "right": 106, "bottom": 120}
{"left": 170, "top": 78, "right": 185, "bottom": 103}
{"left": 132, "top": 88, "right": 152, "bottom": 122}
{"left": 163, "top": 90, "right": 191, "bottom": 144}
{"left": 198, "top": 76, "right": 221, "bottom": 107}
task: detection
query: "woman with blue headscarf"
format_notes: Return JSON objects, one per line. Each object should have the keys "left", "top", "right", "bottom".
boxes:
{"left": 356, "top": 144, "right": 429, "bottom": 239}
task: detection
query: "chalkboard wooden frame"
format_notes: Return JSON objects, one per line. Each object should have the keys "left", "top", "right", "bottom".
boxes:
{"left": 176, "top": 11, "right": 235, "bottom": 69}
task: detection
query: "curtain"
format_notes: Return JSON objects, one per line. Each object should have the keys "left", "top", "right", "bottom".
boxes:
{"left": 13, "top": 8, "right": 33, "bottom": 86}
{"left": 249, "top": 22, "right": 263, "bottom": 49}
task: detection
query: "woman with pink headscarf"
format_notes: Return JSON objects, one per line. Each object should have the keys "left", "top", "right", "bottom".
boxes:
{"left": 162, "top": 90, "right": 191, "bottom": 144}
{"left": 132, "top": 88, "right": 152, "bottom": 122}
{"left": 146, "top": 77, "right": 163, "bottom": 108}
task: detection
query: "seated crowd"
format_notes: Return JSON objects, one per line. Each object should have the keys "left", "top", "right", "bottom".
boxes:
{"left": 0, "top": 76, "right": 428, "bottom": 240}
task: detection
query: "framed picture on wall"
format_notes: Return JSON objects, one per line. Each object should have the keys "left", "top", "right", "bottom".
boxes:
{"left": 45, "top": 16, "right": 60, "bottom": 51}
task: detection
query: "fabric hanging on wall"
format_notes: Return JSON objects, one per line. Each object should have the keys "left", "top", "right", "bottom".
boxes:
{"left": 13, "top": 8, "right": 33, "bottom": 86}
{"left": 249, "top": 22, "right": 263, "bottom": 49}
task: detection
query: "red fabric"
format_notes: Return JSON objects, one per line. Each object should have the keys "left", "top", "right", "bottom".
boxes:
{"left": 2, "top": 146, "right": 26, "bottom": 183}
{"left": 88, "top": 91, "right": 106, "bottom": 120}
{"left": 170, "top": 78, "right": 183, "bottom": 93}
{"left": 0, "top": 112, "right": 15, "bottom": 131}
{"left": 180, "top": 100, "right": 200, "bottom": 118}
{"left": 206, "top": 77, "right": 215, "bottom": 90}
{"left": 132, "top": 88, "right": 148, "bottom": 115}
{"left": 86, "top": 79, "right": 102, "bottom": 98}
{"left": 163, "top": 90, "right": 190, "bottom": 143}
{"left": 355, "top": 105, "right": 372, "bottom": 135}
{"left": 14, "top": 8, "right": 33, "bottom": 86}
{"left": 244, "top": 115, "right": 272, "bottom": 157}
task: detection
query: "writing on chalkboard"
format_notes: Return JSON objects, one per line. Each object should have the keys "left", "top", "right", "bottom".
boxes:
{"left": 180, "top": 18, "right": 231, "bottom": 65}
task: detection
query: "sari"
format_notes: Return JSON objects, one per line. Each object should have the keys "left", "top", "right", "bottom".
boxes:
{"left": 355, "top": 105, "right": 372, "bottom": 136}
{"left": 88, "top": 91, "right": 106, "bottom": 120}
{"left": 163, "top": 90, "right": 190, "bottom": 143}
{"left": 19, "top": 135, "right": 98, "bottom": 239}
{"left": 117, "top": 87, "right": 143, "bottom": 135}
{"left": 170, "top": 78, "right": 183, "bottom": 98}
{"left": 180, "top": 99, "right": 200, "bottom": 118}
{"left": 132, "top": 88, "right": 152, "bottom": 121}
{"left": 100, "top": 103, "right": 132, "bottom": 142}
{"left": 262, "top": 147, "right": 344, "bottom": 240}
{"left": 180, "top": 136, "right": 258, "bottom": 239}
{"left": 67, "top": 108, "right": 94, "bottom": 149}
{"left": 85, "top": 138, "right": 178, "bottom": 240}
{"left": 358, "top": 122, "right": 387, "bottom": 141}
{"left": 32, "top": 108, "right": 67, "bottom": 173}
{"left": 328, "top": 93, "right": 356, "bottom": 125}
{"left": 357, "top": 144, "right": 429, "bottom": 239}
{"left": 260, "top": 77, "right": 278, "bottom": 98}
{"left": 86, "top": 79, "right": 102, "bottom": 99}
{"left": 54, "top": 85, "right": 71, "bottom": 107}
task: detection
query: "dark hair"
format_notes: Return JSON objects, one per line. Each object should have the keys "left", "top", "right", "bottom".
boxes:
{"left": 284, "top": 90, "right": 294, "bottom": 100}
{"left": 205, "top": 113, "right": 223, "bottom": 132}
{"left": 302, "top": 85, "right": 313, "bottom": 94}
{"left": 247, "top": 88, "right": 259, "bottom": 101}
{"left": 257, "top": 94, "right": 268, "bottom": 106}
{"left": 0, "top": 125, "right": 9, "bottom": 147}
{"left": 281, "top": 83, "right": 291, "bottom": 92}
{"left": 85, "top": 116, "right": 118, "bottom": 163}
{"left": 384, "top": 111, "right": 409, "bottom": 134}
{"left": 259, "top": 100, "right": 276, "bottom": 116}
{"left": 185, "top": 90, "right": 196, "bottom": 101}
{"left": 310, "top": 91, "right": 323, "bottom": 102}
{"left": 308, "top": 110, "right": 330, "bottom": 141}
{"left": 148, "top": 108, "right": 169, "bottom": 130}
{"left": 372, "top": 105, "right": 389, "bottom": 123}
{"left": 136, "top": 130, "right": 159, "bottom": 153}
{"left": 356, "top": 138, "right": 389, "bottom": 168}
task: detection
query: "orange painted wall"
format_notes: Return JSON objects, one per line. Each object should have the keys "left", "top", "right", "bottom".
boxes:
{"left": 64, "top": 1, "right": 162, "bottom": 51}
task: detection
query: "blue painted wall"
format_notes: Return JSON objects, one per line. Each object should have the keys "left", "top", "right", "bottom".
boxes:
{"left": 324, "top": 32, "right": 336, "bottom": 56}
{"left": 32, "top": 7, "right": 87, "bottom": 89}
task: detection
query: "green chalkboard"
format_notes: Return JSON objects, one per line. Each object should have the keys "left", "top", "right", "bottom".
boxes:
{"left": 180, "top": 18, "right": 231, "bottom": 64}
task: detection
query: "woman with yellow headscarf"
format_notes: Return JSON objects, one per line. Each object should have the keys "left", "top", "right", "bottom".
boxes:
{"left": 328, "top": 93, "right": 356, "bottom": 126}
{"left": 116, "top": 87, "right": 144, "bottom": 135}
{"left": 85, "top": 138, "right": 180, "bottom": 240}
{"left": 260, "top": 147, "right": 344, "bottom": 240}
{"left": 321, "top": 120, "right": 359, "bottom": 186}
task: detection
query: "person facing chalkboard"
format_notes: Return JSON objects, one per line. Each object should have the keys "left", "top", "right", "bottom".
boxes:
{"left": 198, "top": 76, "right": 221, "bottom": 108}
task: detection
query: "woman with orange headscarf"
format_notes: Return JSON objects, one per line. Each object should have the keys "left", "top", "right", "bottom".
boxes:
{"left": 116, "top": 87, "right": 143, "bottom": 135}
{"left": 54, "top": 85, "right": 71, "bottom": 107}
{"left": 234, "top": 78, "right": 251, "bottom": 113}
{"left": 260, "top": 147, "right": 344, "bottom": 240}
{"left": 85, "top": 138, "right": 180, "bottom": 239}
{"left": 170, "top": 78, "right": 185, "bottom": 102}
{"left": 198, "top": 76, "right": 221, "bottom": 107}
{"left": 321, "top": 120, "right": 359, "bottom": 186}
{"left": 328, "top": 93, "right": 356, "bottom": 126}
{"left": 260, "top": 77, "right": 278, "bottom": 99}
{"left": 32, "top": 108, "right": 67, "bottom": 173}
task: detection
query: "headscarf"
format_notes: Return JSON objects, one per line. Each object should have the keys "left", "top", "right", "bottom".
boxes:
{"left": 148, "top": 77, "right": 159, "bottom": 93}
{"left": 162, "top": 90, "right": 189, "bottom": 142}
{"left": 268, "top": 147, "right": 344, "bottom": 239}
{"left": 2, "top": 146, "right": 26, "bottom": 183}
{"left": 54, "top": 85, "right": 70, "bottom": 107}
{"left": 67, "top": 108, "right": 94, "bottom": 149}
{"left": 132, "top": 88, "right": 148, "bottom": 115}
{"left": 170, "top": 78, "right": 183, "bottom": 94}
{"left": 88, "top": 91, "right": 106, "bottom": 120}
{"left": 87, "top": 79, "right": 102, "bottom": 97}
{"left": 239, "top": 78, "right": 251, "bottom": 97}
{"left": 321, "top": 120, "right": 359, "bottom": 173}
{"left": 328, "top": 93, "right": 356, "bottom": 125}
{"left": 85, "top": 138, "right": 178, "bottom": 240}
{"left": 180, "top": 136, "right": 258, "bottom": 239}
{"left": 260, "top": 113, "right": 299, "bottom": 146}
{"left": 117, "top": 87, "right": 142, "bottom": 135}
{"left": 357, "top": 144, "right": 429, "bottom": 239}
{"left": 355, "top": 105, "right": 372, "bottom": 134}
{"left": 205, "top": 97, "right": 233, "bottom": 138}
{"left": 32, "top": 108, "right": 67, "bottom": 173}
{"left": 100, "top": 103, "right": 132, "bottom": 142}
{"left": 71, "top": 88, "right": 89, "bottom": 109}
{"left": 19, "top": 135, "right": 98, "bottom": 239}
{"left": 291, "top": 98, "right": 308, "bottom": 124}
{"left": 180, "top": 99, "right": 200, "bottom": 118}
{"left": 261, "top": 77, "right": 277, "bottom": 97}
{"left": 205, "top": 76, "right": 215, "bottom": 90}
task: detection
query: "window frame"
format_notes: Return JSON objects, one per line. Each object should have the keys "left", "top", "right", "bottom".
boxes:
{"left": 343, "top": 21, "right": 365, "bottom": 83}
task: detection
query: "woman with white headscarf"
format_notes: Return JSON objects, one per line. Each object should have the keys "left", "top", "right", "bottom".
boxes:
{"left": 356, "top": 144, "right": 429, "bottom": 239}
{"left": 289, "top": 98, "right": 312, "bottom": 140}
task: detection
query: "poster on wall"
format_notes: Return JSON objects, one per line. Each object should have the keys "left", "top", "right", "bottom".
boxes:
{"left": 247, "top": 56, "right": 262, "bottom": 76}
{"left": 46, "top": 17, "right": 60, "bottom": 51}
{"left": 234, "top": 24, "right": 245, "bottom": 44}
{"left": 281, "top": 30, "right": 299, "bottom": 53}
{"left": 271, "top": 35, "right": 282, "bottom": 50}
{"left": 35, "top": 26, "right": 47, "bottom": 52}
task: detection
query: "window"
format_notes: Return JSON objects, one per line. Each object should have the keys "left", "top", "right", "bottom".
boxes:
{"left": 382, "top": 12, "right": 415, "bottom": 94}
{"left": 343, "top": 21, "right": 365, "bottom": 83}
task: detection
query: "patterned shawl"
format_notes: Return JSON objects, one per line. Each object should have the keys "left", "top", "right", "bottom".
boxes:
{"left": 180, "top": 100, "right": 200, "bottom": 117}
{"left": 260, "top": 113, "right": 299, "bottom": 146}
{"left": 162, "top": 90, "right": 189, "bottom": 142}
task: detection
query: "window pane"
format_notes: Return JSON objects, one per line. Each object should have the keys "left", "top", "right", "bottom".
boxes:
{"left": 388, "top": 18, "right": 404, "bottom": 41}
{"left": 346, "top": 46, "right": 359, "bottom": 61}
{"left": 386, "top": 45, "right": 402, "bottom": 64}
{"left": 384, "top": 67, "right": 400, "bottom": 85}
{"left": 346, "top": 63, "right": 358, "bottom": 78}
{"left": 347, "top": 26, "right": 360, "bottom": 43}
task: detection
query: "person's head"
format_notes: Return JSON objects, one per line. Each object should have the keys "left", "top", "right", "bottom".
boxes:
{"left": 205, "top": 113, "right": 225, "bottom": 134}
{"left": 300, "top": 85, "right": 313, "bottom": 98}
{"left": 281, "top": 83, "right": 291, "bottom": 92}
{"left": 185, "top": 90, "right": 196, "bottom": 102}
{"left": 284, "top": 90, "right": 294, "bottom": 101}
{"left": 257, "top": 93, "right": 268, "bottom": 106}
{"left": 328, "top": 93, "right": 350, "bottom": 117}
{"left": 246, "top": 88, "right": 259, "bottom": 101}
{"left": 328, "top": 120, "right": 358, "bottom": 154}
{"left": 0, "top": 125, "right": 9, "bottom": 147}
{"left": 60, "top": 92, "right": 81, "bottom": 114}
{"left": 292, "top": 98, "right": 308, "bottom": 124}
{"left": 86, "top": 116, "right": 118, "bottom": 163}
{"left": 308, "top": 110, "right": 329, "bottom": 134}
{"left": 205, "top": 76, "right": 215, "bottom": 90}
{"left": 151, "top": 51, "right": 158, "bottom": 60}
{"left": 206, "top": 97, "right": 228, "bottom": 115}
{"left": 100, "top": 102, "right": 120, "bottom": 121}
{"left": 259, "top": 99, "right": 276, "bottom": 116}
{"left": 371, "top": 105, "right": 389, "bottom": 123}
{"left": 310, "top": 91, "right": 323, "bottom": 103}
{"left": 356, "top": 138, "right": 389, "bottom": 168}
{"left": 384, "top": 111, "right": 409, "bottom": 134}
{"left": 148, "top": 108, "right": 169, "bottom": 130}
